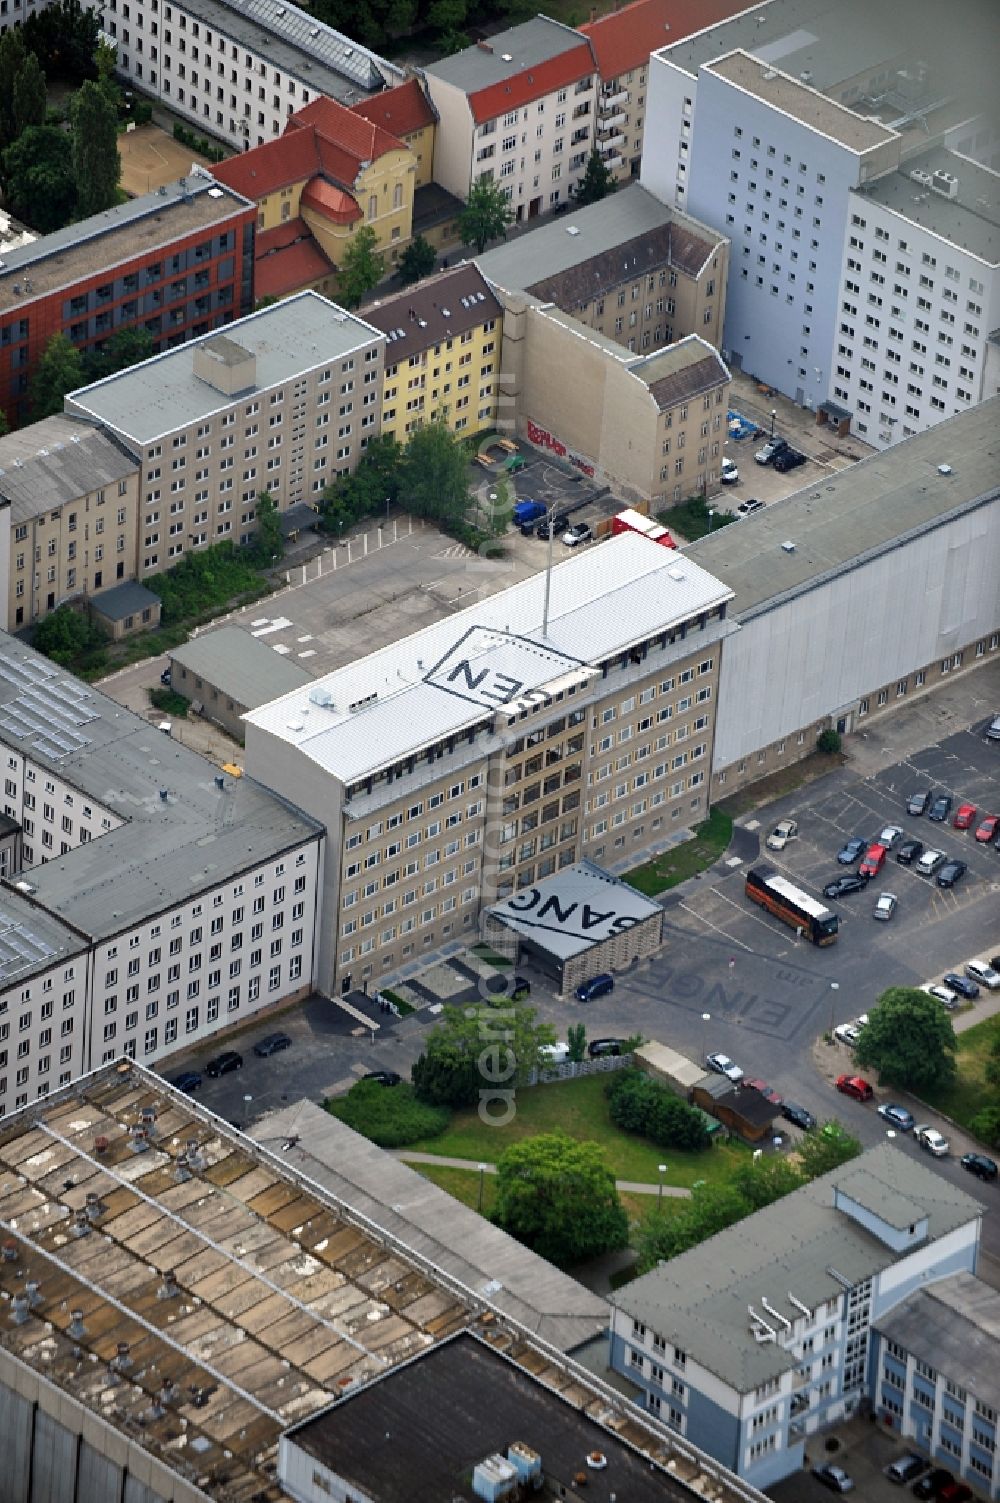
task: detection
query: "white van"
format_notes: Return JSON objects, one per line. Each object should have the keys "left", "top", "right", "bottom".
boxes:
{"left": 538, "top": 1042, "right": 570, "bottom": 1065}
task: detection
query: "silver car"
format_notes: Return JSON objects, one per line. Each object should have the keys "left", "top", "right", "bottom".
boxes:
{"left": 872, "top": 892, "right": 898, "bottom": 921}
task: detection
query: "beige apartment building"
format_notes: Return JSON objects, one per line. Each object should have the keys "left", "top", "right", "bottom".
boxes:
{"left": 244, "top": 531, "right": 732, "bottom": 995}
{"left": 0, "top": 416, "right": 140, "bottom": 631}
{"left": 66, "top": 292, "right": 385, "bottom": 576}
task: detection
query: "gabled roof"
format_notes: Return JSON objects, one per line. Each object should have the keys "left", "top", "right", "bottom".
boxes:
{"left": 287, "top": 95, "right": 407, "bottom": 178}
{"left": 212, "top": 130, "right": 321, "bottom": 200}
{"left": 628, "top": 334, "right": 731, "bottom": 412}
{"left": 468, "top": 41, "right": 596, "bottom": 125}
{"left": 254, "top": 219, "right": 334, "bottom": 299}
{"left": 0, "top": 416, "right": 137, "bottom": 522}
{"left": 580, "top": 0, "right": 749, "bottom": 80}
{"left": 425, "top": 18, "right": 596, "bottom": 126}
{"left": 365, "top": 263, "right": 501, "bottom": 363}
{"left": 351, "top": 77, "right": 436, "bottom": 137}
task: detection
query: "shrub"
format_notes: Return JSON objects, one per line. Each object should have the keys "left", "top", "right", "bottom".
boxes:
{"left": 606, "top": 1071, "right": 710, "bottom": 1150}
{"left": 970, "top": 1107, "right": 1000, "bottom": 1149}
{"left": 325, "top": 1081, "right": 449, "bottom": 1148}
{"left": 817, "top": 728, "right": 842, "bottom": 755}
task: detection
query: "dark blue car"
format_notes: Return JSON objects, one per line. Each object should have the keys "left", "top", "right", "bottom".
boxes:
{"left": 172, "top": 1070, "right": 202, "bottom": 1094}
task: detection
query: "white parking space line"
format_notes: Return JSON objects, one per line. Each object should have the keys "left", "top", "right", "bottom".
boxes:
{"left": 250, "top": 617, "right": 293, "bottom": 637}
{"left": 299, "top": 649, "right": 317, "bottom": 659}
{"left": 273, "top": 644, "right": 290, "bottom": 655}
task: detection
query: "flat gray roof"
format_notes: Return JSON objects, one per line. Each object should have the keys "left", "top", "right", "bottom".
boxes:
{"left": 166, "top": 0, "right": 402, "bottom": 102}
{"left": 0, "top": 632, "right": 322, "bottom": 941}
{"left": 90, "top": 580, "right": 161, "bottom": 623}
{"left": 874, "top": 1273, "right": 1000, "bottom": 1411}
{"left": 67, "top": 292, "right": 384, "bottom": 445}
{"left": 686, "top": 397, "right": 1000, "bottom": 620}
{"left": 425, "top": 16, "right": 588, "bottom": 94}
{"left": 613, "top": 1144, "right": 983, "bottom": 1392}
{"left": 0, "top": 887, "right": 86, "bottom": 985}
{"left": 707, "top": 50, "right": 896, "bottom": 153}
{"left": 169, "top": 624, "right": 314, "bottom": 708}
{"left": 0, "top": 177, "right": 250, "bottom": 314}
{"left": 488, "top": 860, "right": 661, "bottom": 960}
{"left": 0, "top": 417, "right": 136, "bottom": 523}
{"left": 861, "top": 146, "right": 1000, "bottom": 265}
{"left": 254, "top": 1100, "right": 610, "bottom": 1351}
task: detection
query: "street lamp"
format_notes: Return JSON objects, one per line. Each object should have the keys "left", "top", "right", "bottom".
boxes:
{"left": 243, "top": 1094, "right": 252, "bottom": 1130}
{"left": 658, "top": 1163, "right": 667, "bottom": 1208}
{"left": 701, "top": 1011, "right": 711, "bottom": 1060}
{"left": 477, "top": 1162, "right": 487, "bottom": 1212}
{"left": 770, "top": 408, "right": 777, "bottom": 439}
{"left": 707, "top": 508, "right": 716, "bottom": 533}
{"left": 828, "top": 981, "right": 840, "bottom": 1035}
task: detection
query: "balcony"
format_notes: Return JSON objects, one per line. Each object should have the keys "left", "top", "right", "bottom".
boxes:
{"left": 598, "top": 112, "right": 626, "bottom": 132}
{"left": 600, "top": 88, "right": 628, "bottom": 110}
{"left": 603, "top": 155, "right": 624, "bottom": 171}
{"left": 599, "top": 134, "right": 625, "bottom": 153}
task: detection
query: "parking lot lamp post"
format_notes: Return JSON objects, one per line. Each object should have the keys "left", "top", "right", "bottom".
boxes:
{"left": 701, "top": 1012, "right": 710, "bottom": 1059}
{"left": 477, "top": 1162, "right": 487, "bottom": 1213}
{"left": 770, "top": 409, "right": 777, "bottom": 439}
{"left": 828, "top": 981, "right": 840, "bottom": 1035}
{"left": 658, "top": 1164, "right": 667, "bottom": 1208}
{"left": 707, "top": 508, "right": 716, "bottom": 533}
{"left": 243, "top": 1094, "right": 252, "bottom": 1130}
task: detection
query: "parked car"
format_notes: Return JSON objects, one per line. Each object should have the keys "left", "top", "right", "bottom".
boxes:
{"left": 915, "top": 848, "right": 946, "bottom": 876}
{"left": 172, "top": 1070, "right": 202, "bottom": 1094}
{"left": 885, "top": 1453, "right": 928, "bottom": 1484}
{"left": 975, "top": 813, "right": 998, "bottom": 842}
{"left": 205, "top": 1050, "right": 243, "bottom": 1077}
{"left": 754, "top": 436, "right": 788, "bottom": 465}
{"left": 720, "top": 457, "right": 739, "bottom": 484}
{"left": 782, "top": 1102, "right": 816, "bottom": 1131}
{"left": 833, "top": 1023, "right": 862, "bottom": 1046}
{"left": 766, "top": 817, "right": 798, "bottom": 850}
{"left": 913, "top": 1469, "right": 954, "bottom": 1499}
{"left": 746, "top": 1078, "right": 783, "bottom": 1106}
{"left": 836, "top": 1074, "right": 873, "bottom": 1102}
{"left": 953, "top": 802, "right": 977, "bottom": 829}
{"left": 896, "top": 838, "right": 924, "bottom": 865}
{"left": 823, "top": 873, "right": 869, "bottom": 899}
{"left": 362, "top": 1070, "right": 402, "bottom": 1086}
{"left": 160, "top": 667, "right": 172, "bottom": 686}
{"left": 961, "top": 1152, "right": 998, "bottom": 1182}
{"left": 942, "top": 972, "right": 979, "bottom": 1000}
{"left": 915, "top": 1124, "right": 949, "bottom": 1156}
{"left": 965, "top": 958, "right": 1000, "bottom": 990}
{"left": 484, "top": 973, "right": 531, "bottom": 1001}
{"left": 253, "top": 1032, "right": 292, "bottom": 1057}
{"left": 811, "top": 1463, "right": 855, "bottom": 1492}
{"left": 706, "top": 1051, "right": 744, "bottom": 1083}
{"left": 837, "top": 837, "right": 866, "bottom": 865}
{"left": 859, "top": 842, "right": 888, "bottom": 878}
{"left": 536, "top": 511, "right": 572, "bottom": 539}
{"left": 878, "top": 1103, "right": 915, "bottom": 1131}
{"left": 873, "top": 892, "right": 898, "bottom": 921}
{"left": 539, "top": 1043, "right": 570, "bottom": 1065}
{"left": 736, "top": 497, "right": 765, "bottom": 516}
{"left": 924, "top": 983, "right": 959, "bottom": 1010}
{"left": 936, "top": 859, "right": 967, "bottom": 888}
{"left": 588, "top": 1037, "right": 626, "bottom": 1058}
{"left": 938, "top": 1483, "right": 973, "bottom": 1503}
{"left": 928, "top": 794, "right": 953, "bottom": 822}
{"left": 575, "top": 973, "right": 614, "bottom": 1003}
{"left": 907, "top": 790, "right": 932, "bottom": 816}
{"left": 773, "top": 447, "right": 807, "bottom": 472}
{"left": 987, "top": 713, "right": 1000, "bottom": 742}
{"left": 877, "top": 824, "right": 904, "bottom": 848}
{"left": 562, "top": 522, "right": 593, "bottom": 546}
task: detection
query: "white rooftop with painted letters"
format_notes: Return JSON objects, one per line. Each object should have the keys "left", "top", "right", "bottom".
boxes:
{"left": 487, "top": 858, "right": 662, "bottom": 959}
{"left": 243, "top": 532, "right": 732, "bottom": 783}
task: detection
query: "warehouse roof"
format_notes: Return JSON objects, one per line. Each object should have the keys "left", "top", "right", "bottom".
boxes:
{"left": 687, "top": 397, "right": 1000, "bottom": 618}
{"left": 243, "top": 531, "right": 733, "bottom": 784}
{"left": 874, "top": 1273, "right": 1000, "bottom": 1411}
{"left": 0, "top": 632, "right": 322, "bottom": 942}
{"left": 66, "top": 292, "right": 383, "bottom": 445}
{"left": 0, "top": 417, "right": 136, "bottom": 522}
{"left": 861, "top": 146, "right": 1000, "bottom": 265}
{"left": 425, "top": 18, "right": 595, "bottom": 123}
{"left": 169, "top": 624, "right": 314, "bottom": 708}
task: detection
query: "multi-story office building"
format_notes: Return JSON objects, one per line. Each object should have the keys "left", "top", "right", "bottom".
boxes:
{"left": 0, "top": 416, "right": 140, "bottom": 630}
{"left": 640, "top": 0, "right": 1000, "bottom": 440}
{"left": 477, "top": 183, "right": 728, "bottom": 356}
{"left": 0, "top": 176, "right": 254, "bottom": 429}
{"left": 424, "top": 17, "right": 597, "bottom": 219}
{"left": 610, "top": 1144, "right": 984, "bottom": 1491}
{"left": 66, "top": 292, "right": 385, "bottom": 574}
{"left": 0, "top": 631, "right": 323, "bottom": 1119}
{"left": 244, "top": 530, "right": 732, "bottom": 997}
{"left": 96, "top": 0, "right": 404, "bottom": 152}
{"left": 365, "top": 264, "right": 502, "bottom": 442}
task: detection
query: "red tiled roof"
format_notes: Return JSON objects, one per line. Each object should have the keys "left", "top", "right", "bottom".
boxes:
{"left": 212, "top": 131, "right": 321, "bottom": 199}
{"left": 300, "top": 178, "right": 362, "bottom": 225}
{"left": 582, "top": 0, "right": 750, "bottom": 80}
{"left": 254, "top": 220, "right": 334, "bottom": 299}
{"left": 468, "top": 42, "right": 596, "bottom": 125}
{"left": 351, "top": 78, "right": 436, "bottom": 137}
{"left": 287, "top": 95, "right": 405, "bottom": 173}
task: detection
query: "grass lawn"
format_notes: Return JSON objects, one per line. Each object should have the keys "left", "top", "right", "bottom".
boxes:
{"left": 920, "top": 1015, "right": 1000, "bottom": 1136}
{"left": 415, "top": 1162, "right": 499, "bottom": 1215}
{"left": 657, "top": 497, "right": 736, "bottom": 542}
{"left": 626, "top": 808, "right": 733, "bottom": 897}
{"left": 405, "top": 1072, "right": 747, "bottom": 1189}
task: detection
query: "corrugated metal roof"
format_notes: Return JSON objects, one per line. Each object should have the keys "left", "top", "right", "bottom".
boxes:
{"left": 0, "top": 417, "right": 137, "bottom": 521}
{"left": 169, "top": 624, "right": 313, "bottom": 708}
{"left": 243, "top": 532, "right": 733, "bottom": 783}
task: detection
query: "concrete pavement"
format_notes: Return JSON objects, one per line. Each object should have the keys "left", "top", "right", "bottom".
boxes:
{"left": 393, "top": 1149, "right": 693, "bottom": 1197}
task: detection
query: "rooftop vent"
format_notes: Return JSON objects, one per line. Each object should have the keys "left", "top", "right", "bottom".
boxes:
{"left": 10, "top": 1294, "right": 31, "bottom": 1326}
{"left": 565, "top": 225, "right": 581, "bottom": 235}
{"left": 781, "top": 540, "right": 796, "bottom": 553}
{"left": 931, "top": 169, "right": 958, "bottom": 198}
{"left": 67, "top": 1309, "right": 87, "bottom": 1340}
{"left": 215, "top": 774, "right": 225, "bottom": 789}
{"left": 937, "top": 463, "right": 953, "bottom": 475}
{"left": 501, "top": 52, "right": 513, "bottom": 61}
{"left": 207, "top": 187, "right": 224, "bottom": 198}
{"left": 85, "top": 1191, "right": 107, "bottom": 1220}
{"left": 158, "top": 1269, "right": 180, "bottom": 1301}
{"left": 308, "top": 685, "right": 334, "bottom": 707}
{"left": 71, "top": 1209, "right": 91, "bottom": 1239}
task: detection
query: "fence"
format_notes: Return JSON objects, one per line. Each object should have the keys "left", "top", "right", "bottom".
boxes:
{"left": 529, "top": 1052, "right": 635, "bottom": 1087}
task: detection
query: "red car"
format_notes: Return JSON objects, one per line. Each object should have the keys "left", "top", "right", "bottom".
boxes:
{"left": 953, "top": 802, "right": 977, "bottom": 829}
{"left": 975, "top": 814, "right": 998, "bottom": 843}
{"left": 836, "top": 1074, "right": 873, "bottom": 1102}
{"left": 859, "top": 843, "right": 887, "bottom": 878}
{"left": 746, "top": 1078, "right": 784, "bottom": 1107}
{"left": 939, "top": 1484, "right": 974, "bottom": 1503}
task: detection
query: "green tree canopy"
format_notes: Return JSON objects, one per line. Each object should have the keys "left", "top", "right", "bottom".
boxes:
{"left": 398, "top": 234, "right": 437, "bottom": 286}
{"left": 3, "top": 124, "right": 77, "bottom": 232}
{"left": 0, "top": 30, "right": 28, "bottom": 156}
{"left": 853, "top": 986, "right": 958, "bottom": 1094}
{"left": 338, "top": 224, "right": 383, "bottom": 309}
{"left": 70, "top": 79, "right": 121, "bottom": 217}
{"left": 30, "top": 332, "right": 84, "bottom": 420}
{"left": 32, "top": 605, "right": 108, "bottom": 669}
{"left": 325, "top": 1080, "right": 449, "bottom": 1148}
{"left": 606, "top": 1071, "right": 711, "bottom": 1151}
{"left": 458, "top": 178, "right": 514, "bottom": 255}
{"left": 84, "top": 325, "right": 155, "bottom": 382}
{"left": 572, "top": 147, "right": 614, "bottom": 208}
{"left": 492, "top": 1132, "right": 628, "bottom": 1268}
{"left": 638, "top": 1179, "right": 753, "bottom": 1270}
{"left": 23, "top": 0, "right": 100, "bottom": 83}
{"left": 795, "top": 1121, "right": 863, "bottom": 1180}
{"left": 729, "top": 1155, "right": 805, "bottom": 1211}
{"left": 567, "top": 1022, "right": 587, "bottom": 1063}
{"left": 318, "top": 432, "right": 402, "bottom": 534}
{"left": 397, "top": 420, "right": 472, "bottom": 528}
{"left": 411, "top": 1001, "right": 555, "bottom": 1109}
{"left": 246, "top": 490, "right": 284, "bottom": 566}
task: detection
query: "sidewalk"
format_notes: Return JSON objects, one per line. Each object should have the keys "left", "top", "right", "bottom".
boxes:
{"left": 392, "top": 1149, "right": 692, "bottom": 1197}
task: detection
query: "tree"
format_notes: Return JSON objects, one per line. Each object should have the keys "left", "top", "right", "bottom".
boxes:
{"left": 567, "top": 1023, "right": 587, "bottom": 1063}
{"left": 411, "top": 1001, "right": 555, "bottom": 1109}
{"left": 13, "top": 51, "right": 48, "bottom": 137}
{"left": 70, "top": 80, "right": 121, "bottom": 217}
{"left": 32, "top": 605, "right": 108, "bottom": 669}
{"left": 247, "top": 490, "right": 284, "bottom": 566}
{"left": 729, "top": 1156, "right": 804, "bottom": 1211}
{"left": 796, "top": 1121, "right": 863, "bottom": 1180}
{"left": 572, "top": 147, "right": 614, "bottom": 208}
{"left": 606, "top": 1073, "right": 711, "bottom": 1151}
{"left": 969, "top": 1107, "right": 1000, "bottom": 1150}
{"left": 458, "top": 178, "right": 514, "bottom": 255}
{"left": 637, "top": 1180, "right": 752, "bottom": 1270}
{"left": 3, "top": 124, "right": 77, "bottom": 232}
{"left": 93, "top": 37, "right": 121, "bottom": 111}
{"left": 338, "top": 225, "right": 383, "bottom": 309}
{"left": 30, "top": 332, "right": 84, "bottom": 420}
{"left": 397, "top": 420, "right": 472, "bottom": 529}
{"left": 22, "top": 0, "right": 100, "bottom": 84}
{"left": 84, "top": 325, "right": 155, "bottom": 382}
{"left": 318, "top": 432, "right": 402, "bottom": 534}
{"left": 398, "top": 234, "right": 437, "bottom": 286}
{"left": 325, "top": 1080, "right": 450, "bottom": 1148}
{"left": 985, "top": 1036, "right": 1000, "bottom": 1089}
{"left": 492, "top": 1133, "right": 628, "bottom": 1268}
{"left": 817, "top": 727, "right": 842, "bottom": 755}
{"left": 0, "top": 30, "right": 28, "bottom": 156}
{"left": 854, "top": 987, "right": 957, "bottom": 1094}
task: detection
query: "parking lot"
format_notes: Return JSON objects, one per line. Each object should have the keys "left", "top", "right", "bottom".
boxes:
{"left": 770, "top": 1419, "right": 937, "bottom": 1503}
